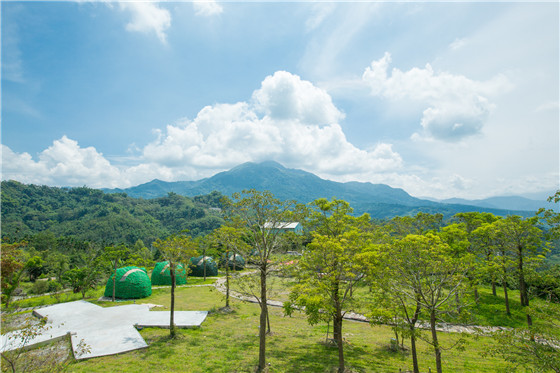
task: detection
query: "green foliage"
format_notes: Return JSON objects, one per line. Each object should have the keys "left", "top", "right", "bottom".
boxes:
{"left": 1, "top": 241, "right": 28, "bottom": 307}
{"left": 1, "top": 181, "right": 224, "bottom": 246}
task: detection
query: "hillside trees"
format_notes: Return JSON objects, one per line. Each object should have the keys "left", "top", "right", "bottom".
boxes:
{"left": 222, "top": 189, "right": 304, "bottom": 372}
{"left": 0, "top": 181, "right": 224, "bottom": 246}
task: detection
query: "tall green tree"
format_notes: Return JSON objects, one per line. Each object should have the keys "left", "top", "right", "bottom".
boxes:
{"left": 286, "top": 199, "right": 372, "bottom": 373}
{"left": 384, "top": 233, "right": 472, "bottom": 373}
{"left": 222, "top": 189, "right": 303, "bottom": 372}
{"left": 473, "top": 221, "right": 513, "bottom": 315}
{"left": 495, "top": 216, "right": 546, "bottom": 326}
{"left": 153, "top": 234, "right": 198, "bottom": 338}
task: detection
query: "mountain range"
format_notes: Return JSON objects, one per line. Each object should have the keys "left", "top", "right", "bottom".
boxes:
{"left": 103, "top": 161, "right": 556, "bottom": 219}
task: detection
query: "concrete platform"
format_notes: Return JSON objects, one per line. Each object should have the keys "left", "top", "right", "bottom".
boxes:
{"left": 1, "top": 300, "right": 207, "bottom": 360}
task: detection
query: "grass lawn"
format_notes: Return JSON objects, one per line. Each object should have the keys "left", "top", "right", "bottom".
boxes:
{"left": 66, "top": 286, "right": 520, "bottom": 373}
{"left": 3, "top": 275, "right": 553, "bottom": 372}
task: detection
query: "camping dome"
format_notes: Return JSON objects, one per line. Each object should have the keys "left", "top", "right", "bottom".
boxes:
{"left": 220, "top": 253, "right": 245, "bottom": 270}
{"left": 151, "top": 261, "right": 188, "bottom": 286}
{"left": 190, "top": 256, "right": 218, "bottom": 277}
{"left": 104, "top": 266, "right": 152, "bottom": 299}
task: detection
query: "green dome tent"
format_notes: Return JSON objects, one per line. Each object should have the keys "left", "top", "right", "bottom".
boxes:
{"left": 151, "top": 261, "right": 188, "bottom": 286}
{"left": 104, "top": 266, "right": 152, "bottom": 299}
{"left": 190, "top": 256, "right": 218, "bottom": 277}
{"left": 220, "top": 253, "right": 245, "bottom": 270}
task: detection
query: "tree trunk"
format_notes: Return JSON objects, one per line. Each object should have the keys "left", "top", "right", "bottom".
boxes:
{"left": 334, "top": 312, "right": 344, "bottom": 373}
{"left": 518, "top": 245, "right": 528, "bottom": 307}
{"left": 170, "top": 265, "right": 176, "bottom": 338}
{"left": 332, "top": 279, "right": 345, "bottom": 373}
{"left": 503, "top": 279, "right": 511, "bottom": 316}
{"left": 430, "top": 309, "right": 442, "bottom": 373}
{"left": 257, "top": 265, "right": 267, "bottom": 372}
{"left": 473, "top": 286, "right": 479, "bottom": 305}
{"left": 410, "top": 301, "right": 421, "bottom": 373}
{"left": 1, "top": 353, "right": 16, "bottom": 373}
{"left": 225, "top": 250, "right": 230, "bottom": 308}
{"left": 203, "top": 248, "right": 207, "bottom": 281}
{"left": 266, "top": 307, "right": 271, "bottom": 334}
{"left": 112, "top": 261, "right": 117, "bottom": 302}
{"left": 492, "top": 279, "right": 497, "bottom": 296}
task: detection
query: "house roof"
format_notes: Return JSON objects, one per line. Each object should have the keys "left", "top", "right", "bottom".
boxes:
{"left": 263, "top": 222, "right": 301, "bottom": 229}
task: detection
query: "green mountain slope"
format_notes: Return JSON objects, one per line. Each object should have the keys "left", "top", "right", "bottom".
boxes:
{"left": 1, "top": 181, "right": 223, "bottom": 245}
{"left": 104, "top": 161, "right": 533, "bottom": 219}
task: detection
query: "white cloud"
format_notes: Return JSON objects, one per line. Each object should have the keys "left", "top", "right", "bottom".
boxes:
{"left": 2, "top": 136, "right": 122, "bottom": 188}
{"left": 120, "top": 2, "right": 171, "bottom": 44}
{"left": 192, "top": 0, "right": 223, "bottom": 17}
{"left": 363, "top": 52, "right": 512, "bottom": 141}
{"left": 252, "top": 71, "right": 345, "bottom": 125}
{"left": 143, "top": 70, "right": 401, "bottom": 181}
{"left": 2, "top": 71, "right": 402, "bottom": 189}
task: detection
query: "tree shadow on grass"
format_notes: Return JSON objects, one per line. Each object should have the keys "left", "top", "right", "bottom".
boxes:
{"left": 268, "top": 339, "right": 372, "bottom": 373}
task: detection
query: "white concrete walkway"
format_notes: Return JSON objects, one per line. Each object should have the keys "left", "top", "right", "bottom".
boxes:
{"left": 1, "top": 300, "right": 207, "bottom": 360}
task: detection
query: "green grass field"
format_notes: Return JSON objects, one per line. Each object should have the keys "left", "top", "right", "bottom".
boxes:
{"left": 3, "top": 276, "right": 555, "bottom": 372}
{"left": 67, "top": 286, "right": 521, "bottom": 373}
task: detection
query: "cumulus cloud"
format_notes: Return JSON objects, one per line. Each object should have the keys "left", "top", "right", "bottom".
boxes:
{"left": 120, "top": 2, "right": 171, "bottom": 44}
{"left": 2, "top": 71, "right": 402, "bottom": 189}
{"left": 2, "top": 136, "right": 122, "bottom": 188}
{"left": 193, "top": 0, "right": 223, "bottom": 17}
{"left": 362, "top": 52, "right": 512, "bottom": 141}
{"left": 252, "top": 71, "right": 345, "bottom": 125}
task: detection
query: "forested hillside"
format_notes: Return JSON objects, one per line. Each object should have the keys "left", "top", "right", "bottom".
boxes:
{"left": 1, "top": 181, "right": 224, "bottom": 245}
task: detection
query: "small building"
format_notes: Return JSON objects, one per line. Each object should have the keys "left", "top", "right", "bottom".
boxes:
{"left": 262, "top": 222, "right": 303, "bottom": 235}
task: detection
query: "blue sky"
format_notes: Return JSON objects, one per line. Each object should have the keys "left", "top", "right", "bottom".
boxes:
{"left": 2, "top": 1, "right": 558, "bottom": 199}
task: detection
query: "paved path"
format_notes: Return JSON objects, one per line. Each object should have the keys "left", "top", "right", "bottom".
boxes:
{"left": 1, "top": 300, "right": 207, "bottom": 360}
{"left": 213, "top": 275, "right": 513, "bottom": 335}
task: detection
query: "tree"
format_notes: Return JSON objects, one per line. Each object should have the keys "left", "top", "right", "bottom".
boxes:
{"left": 1, "top": 241, "right": 27, "bottom": 308}
{"left": 63, "top": 265, "right": 100, "bottom": 299}
{"left": 387, "top": 212, "right": 443, "bottom": 237}
{"left": 471, "top": 221, "right": 515, "bottom": 315}
{"left": 383, "top": 234, "right": 471, "bottom": 373}
{"left": 222, "top": 189, "right": 303, "bottom": 372}
{"left": 494, "top": 216, "right": 546, "bottom": 326}
{"left": 286, "top": 199, "right": 372, "bottom": 373}
{"left": 25, "top": 256, "right": 45, "bottom": 282}
{"left": 153, "top": 234, "right": 198, "bottom": 338}
{"left": 102, "top": 244, "right": 130, "bottom": 302}
{"left": 453, "top": 212, "right": 500, "bottom": 298}
{"left": 487, "top": 298, "right": 560, "bottom": 372}
{"left": 209, "top": 225, "right": 249, "bottom": 308}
